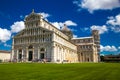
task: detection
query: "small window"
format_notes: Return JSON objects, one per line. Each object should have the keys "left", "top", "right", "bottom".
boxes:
{"left": 43, "top": 30, "right": 45, "bottom": 33}
{"left": 28, "top": 45, "right": 33, "bottom": 49}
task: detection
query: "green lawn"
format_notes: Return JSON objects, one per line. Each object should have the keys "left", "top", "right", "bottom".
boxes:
{"left": 0, "top": 63, "right": 120, "bottom": 80}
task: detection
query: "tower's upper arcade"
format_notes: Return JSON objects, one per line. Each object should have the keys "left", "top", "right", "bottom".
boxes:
{"left": 92, "top": 30, "right": 100, "bottom": 43}
{"left": 92, "top": 30, "right": 100, "bottom": 54}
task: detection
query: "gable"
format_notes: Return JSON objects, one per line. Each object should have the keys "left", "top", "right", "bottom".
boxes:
{"left": 25, "top": 13, "right": 42, "bottom": 22}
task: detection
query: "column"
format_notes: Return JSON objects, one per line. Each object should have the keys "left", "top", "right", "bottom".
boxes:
{"left": 58, "top": 46, "right": 60, "bottom": 61}
{"left": 54, "top": 45, "right": 56, "bottom": 62}
{"left": 16, "top": 50, "right": 18, "bottom": 62}
{"left": 11, "top": 38, "right": 14, "bottom": 61}
{"left": 56, "top": 45, "right": 58, "bottom": 61}
{"left": 61, "top": 47, "right": 63, "bottom": 62}
{"left": 22, "top": 49, "right": 23, "bottom": 62}
{"left": 38, "top": 47, "right": 40, "bottom": 60}
{"left": 33, "top": 47, "right": 34, "bottom": 60}
{"left": 26, "top": 47, "right": 28, "bottom": 61}
{"left": 63, "top": 48, "right": 65, "bottom": 60}
{"left": 51, "top": 45, "right": 55, "bottom": 62}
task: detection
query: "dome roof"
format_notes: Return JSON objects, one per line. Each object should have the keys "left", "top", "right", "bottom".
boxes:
{"left": 61, "top": 24, "right": 70, "bottom": 31}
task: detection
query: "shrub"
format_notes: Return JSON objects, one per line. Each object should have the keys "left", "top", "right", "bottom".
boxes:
{"left": 0, "top": 59, "right": 2, "bottom": 63}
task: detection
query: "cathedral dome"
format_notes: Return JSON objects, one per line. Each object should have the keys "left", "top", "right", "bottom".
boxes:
{"left": 61, "top": 24, "right": 73, "bottom": 40}
{"left": 61, "top": 24, "right": 71, "bottom": 32}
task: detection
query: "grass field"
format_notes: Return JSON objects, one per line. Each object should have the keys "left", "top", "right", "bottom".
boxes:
{"left": 0, "top": 63, "right": 120, "bottom": 80}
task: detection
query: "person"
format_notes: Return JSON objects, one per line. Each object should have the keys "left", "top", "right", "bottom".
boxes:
{"left": 43, "top": 59, "right": 46, "bottom": 63}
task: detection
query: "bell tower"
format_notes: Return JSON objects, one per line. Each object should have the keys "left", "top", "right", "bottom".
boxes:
{"left": 92, "top": 30, "right": 100, "bottom": 61}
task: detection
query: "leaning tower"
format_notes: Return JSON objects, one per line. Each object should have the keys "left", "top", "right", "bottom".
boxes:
{"left": 92, "top": 30, "right": 100, "bottom": 61}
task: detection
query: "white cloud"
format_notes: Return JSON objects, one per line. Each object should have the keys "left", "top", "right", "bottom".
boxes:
{"left": 73, "top": 34, "right": 78, "bottom": 38}
{"left": 39, "top": 12, "right": 50, "bottom": 18}
{"left": 37, "top": 12, "right": 50, "bottom": 21}
{"left": 4, "top": 43, "right": 11, "bottom": 47}
{"left": 64, "top": 20, "right": 77, "bottom": 26}
{"left": 20, "top": 15, "right": 24, "bottom": 19}
{"left": 80, "top": 27, "right": 89, "bottom": 32}
{"left": 110, "top": 26, "right": 120, "bottom": 33}
{"left": 118, "top": 47, "right": 120, "bottom": 49}
{"left": 51, "top": 22, "right": 63, "bottom": 29}
{"left": 0, "top": 28, "right": 11, "bottom": 42}
{"left": 51, "top": 20, "right": 77, "bottom": 29}
{"left": 100, "top": 45, "right": 118, "bottom": 52}
{"left": 70, "top": 28, "right": 77, "bottom": 32}
{"left": 90, "top": 25, "right": 108, "bottom": 34}
{"left": 83, "top": 27, "right": 89, "bottom": 31}
{"left": 73, "top": 0, "right": 120, "bottom": 13}
{"left": 10, "top": 21, "right": 25, "bottom": 33}
{"left": 25, "top": 12, "right": 50, "bottom": 20}
{"left": 0, "top": 21, "right": 25, "bottom": 43}
{"left": 107, "top": 14, "right": 120, "bottom": 26}
{"left": 107, "top": 14, "right": 120, "bottom": 33}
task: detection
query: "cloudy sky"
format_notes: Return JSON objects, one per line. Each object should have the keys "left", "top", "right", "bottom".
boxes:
{"left": 0, "top": 0, "right": 120, "bottom": 55}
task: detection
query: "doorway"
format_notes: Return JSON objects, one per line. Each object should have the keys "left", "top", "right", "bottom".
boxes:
{"left": 40, "top": 53, "right": 44, "bottom": 59}
{"left": 28, "top": 51, "right": 33, "bottom": 61}
{"left": 18, "top": 54, "right": 22, "bottom": 60}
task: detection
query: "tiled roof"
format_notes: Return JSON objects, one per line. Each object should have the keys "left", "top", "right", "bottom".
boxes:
{"left": 0, "top": 50, "right": 11, "bottom": 53}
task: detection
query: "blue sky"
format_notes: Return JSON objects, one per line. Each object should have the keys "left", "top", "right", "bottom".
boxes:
{"left": 0, "top": 0, "right": 120, "bottom": 55}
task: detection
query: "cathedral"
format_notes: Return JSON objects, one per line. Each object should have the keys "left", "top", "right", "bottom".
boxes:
{"left": 11, "top": 10, "right": 100, "bottom": 63}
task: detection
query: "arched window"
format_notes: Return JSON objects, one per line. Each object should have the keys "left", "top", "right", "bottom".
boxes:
{"left": 19, "top": 49, "right": 22, "bottom": 53}
{"left": 40, "top": 48, "right": 45, "bottom": 51}
{"left": 81, "top": 53, "right": 83, "bottom": 56}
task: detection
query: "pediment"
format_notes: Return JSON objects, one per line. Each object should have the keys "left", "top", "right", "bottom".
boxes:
{"left": 25, "top": 13, "right": 42, "bottom": 21}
